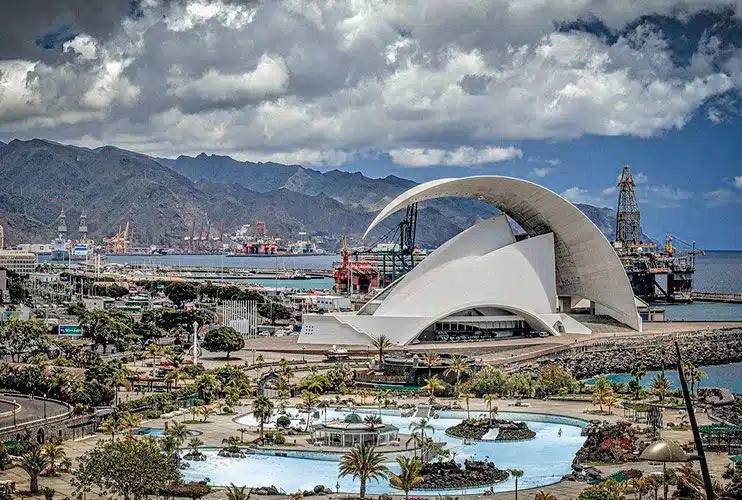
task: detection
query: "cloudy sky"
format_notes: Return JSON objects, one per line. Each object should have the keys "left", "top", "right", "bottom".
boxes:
{"left": 1, "top": 0, "right": 741, "bottom": 248}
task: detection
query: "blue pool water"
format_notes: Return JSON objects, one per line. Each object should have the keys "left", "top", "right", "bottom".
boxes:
{"left": 586, "top": 362, "right": 742, "bottom": 393}
{"left": 181, "top": 408, "right": 587, "bottom": 494}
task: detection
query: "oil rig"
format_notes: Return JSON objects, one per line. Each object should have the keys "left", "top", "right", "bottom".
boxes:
{"left": 612, "top": 166, "right": 702, "bottom": 302}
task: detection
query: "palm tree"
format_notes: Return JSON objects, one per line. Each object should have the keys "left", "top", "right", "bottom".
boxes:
{"left": 604, "top": 394, "right": 619, "bottom": 415}
{"left": 630, "top": 362, "right": 646, "bottom": 400}
{"left": 461, "top": 392, "right": 475, "bottom": 420}
{"left": 405, "top": 432, "right": 424, "bottom": 459}
{"left": 225, "top": 484, "right": 252, "bottom": 500}
{"left": 199, "top": 406, "right": 215, "bottom": 422}
{"left": 409, "top": 418, "right": 435, "bottom": 442}
{"left": 483, "top": 393, "right": 498, "bottom": 423}
{"left": 109, "top": 369, "right": 132, "bottom": 405}
{"left": 98, "top": 415, "right": 120, "bottom": 441}
{"left": 318, "top": 400, "right": 330, "bottom": 423}
{"left": 591, "top": 376, "right": 613, "bottom": 413}
{"left": 421, "top": 376, "right": 444, "bottom": 401}
{"left": 389, "top": 456, "right": 424, "bottom": 500}
{"left": 188, "top": 437, "right": 204, "bottom": 455}
{"left": 651, "top": 373, "right": 672, "bottom": 402}
{"left": 160, "top": 435, "right": 179, "bottom": 458}
{"left": 508, "top": 469, "right": 524, "bottom": 500}
{"left": 21, "top": 447, "right": 48, "bottom": 494}
{"left": 371, "top": 334, "right": 392, "bottom": 370}
{"left": 42, "top": 441, "right": 66, "bottom": 475}
{"left": 534, "top": 491, "right": 556, "bottom": 500}
{"left": 693, "top": 368, "right": 706, "bottom": 396}
{"left": 237, "top": 427, "right": 250, "bottom": 442}
{"left": 301, "top": 390, "right": 320, "bottom": 431}
{"left": 423, "top": 352, "right": 440, "bottom": 379}
{"left": 166, "top": 420, "right": 189, "bottom": 447}
{"left": 444, "top": 354, "right": 471, "bottom": 396}
{"left": 119, "top": 411, "right": 142, "bottom": 436}
{"left": 338, "top": 442, "right": 390, "bottom": 499}
{"left": 252, "top": 395, "right": 274, "bottom": 440}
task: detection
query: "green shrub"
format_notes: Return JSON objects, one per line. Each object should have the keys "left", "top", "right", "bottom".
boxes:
{"left": 276, "top": 415, "right": 291, "bottom": 429}
{"left": 275, "top": 434, "right": 286, "bottom": 445}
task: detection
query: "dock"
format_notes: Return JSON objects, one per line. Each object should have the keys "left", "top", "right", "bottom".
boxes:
{"left": 691, "top": 291, "right": 742, "bottom": 303}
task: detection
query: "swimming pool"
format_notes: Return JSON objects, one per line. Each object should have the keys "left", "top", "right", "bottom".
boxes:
{"left": 181, "top": 407, "right": 587, "bottom": 494}
{"left": 134, "top": 427, "right": 201, "bottom": 437}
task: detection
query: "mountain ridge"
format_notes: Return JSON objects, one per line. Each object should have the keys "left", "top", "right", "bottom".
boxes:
{"left": 0, "top": 139, "right": 638, "bottom": 250}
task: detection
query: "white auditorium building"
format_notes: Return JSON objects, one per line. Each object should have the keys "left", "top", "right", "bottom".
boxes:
{"left": 298, "top": 176, "right": 641, "bottom": 347}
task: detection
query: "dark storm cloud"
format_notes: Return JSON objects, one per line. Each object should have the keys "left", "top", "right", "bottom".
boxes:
{"left": 0, "top": 0, "right": 138, "bottom": 60}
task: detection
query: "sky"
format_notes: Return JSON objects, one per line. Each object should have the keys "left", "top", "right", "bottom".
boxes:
{"left": 0, "top": 1, "right": 741, "bottom": 248}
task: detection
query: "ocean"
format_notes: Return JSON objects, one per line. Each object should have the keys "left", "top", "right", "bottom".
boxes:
{"left": 589, "top": 362, "right": 742, "bottom": 394}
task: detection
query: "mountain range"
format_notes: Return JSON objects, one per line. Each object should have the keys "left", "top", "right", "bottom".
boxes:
{"left": 0, "top": 139, "right": 639, "bottom": 250}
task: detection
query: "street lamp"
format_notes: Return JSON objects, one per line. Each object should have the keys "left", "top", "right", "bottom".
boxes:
{"left": 43, "top": 393, "right": 47, "bottom": 419}
{"left": 12, "top": 399, "right": 16, "bottom": 427}
{"left": 639, "top": 439, "right": 688, "bottom": 500}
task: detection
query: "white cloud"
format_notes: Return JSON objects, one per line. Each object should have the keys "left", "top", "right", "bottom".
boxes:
{"left": 167, "top": 54, "right": 290, "bottom": 105}
{"left": 1, "top": 0, "right": 741, "bottom": 160}
{"left": 545, "top": 158, "right": 561, "bottom": 166}
{"left": 389, "top": 146, "right": 522, "bottom": 167}
{"left": 704, "top": 187, "right": 735, "bottom": 207}
{"left": 734, "top": 176, "right": 742, "bottom": 189}
{"left": 560, "top": 187, "right": 608, "bottom": 206}
{"left": 531, "top": 167, "right": 553, "bottom": 178}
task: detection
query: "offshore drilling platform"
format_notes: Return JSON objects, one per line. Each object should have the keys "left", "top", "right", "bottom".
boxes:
{"left": 612, "top": 166, "right": 702, "bottom": 303}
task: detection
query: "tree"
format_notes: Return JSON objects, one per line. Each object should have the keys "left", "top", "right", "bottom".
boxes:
{"left": 164, "top": 281, "right": 198, "bottom": 308}
{"left": 483, "top": 393, "right": 498, "bottom": 423}
{"left": 252, "top": 395, "right": 274, "bottom": 440}
{"left": 461, "top": 392, "right": 475, "bottom": 420}
{"left": 119, "top": 412, "right": 142, "bottom": 436}
{"left": 42, "top": 441, "right": 67, "bottom": 475}
{"left": 201, "top": 326, "right": 245, "bottom": 359}
{"left": 132, "top": 321, "right": 167, "bottom": 348}
{"left": 258, "top": 301, "right": 292, "bottom": 325}
{"left": 389, "top": 456, "right": 424, "bottom": 499}
{"left": 509, "top": 469, "right": 524, "bottom": 500}
{"left": 188, "top": 437, "right": 204, "bottom": 454}
{"left": 166, "top": 421, "right": 189, "bottom": 447}
{"left": 198, "top": 406, "right": 215, "bottom": 423}
{"left": 422, "top": 376, "right": 444, "bottom": 401}
{"left": 21, "top": 446, "right": 48, "bottom": 494}
{"left": 604, "top": 394, "right": 619, "bottom": 415}
{"left": 81, "top": 310, "right": 134, "bottom": 354}
{"left": 338, "top": 442, "right": 389, "bottom": 499}
{"left": 444, "top": 354, "right": 471, "bottom": 396}
{"left": 0, "top": 318, "right": 48, "bottom": 362}
{"left": 371, "top": 334, "right": 392, "bottom": 370}
{"left": 630, "top": 362, "right": 647, "bottom": 399}
{"left": 423, "top": 352, "right": 440, "bottom": 379}
{"left": 537, "top": 362, "right": 576, "bottom": 396}
{"left": 301, "top": 390, "right": 320, "bottom": 431}
{"left": 98, "top": 416, "right": 121, "bottom": 441}
{"left": 194, "top": 373, "right": 222, "bottom": 402}
{"left": 72, "top": 438, "right": 180, "bottom": 499}
{"left": 591, "top": 376, "right": 613, "bottom": 413}
{"left": 225, "top": 484, "right": 252, "bottom": 500}
{"left": 409, "top": 418, "right": 434, "bottom": 444}
{"left": 651, "top": 373, "right": 672, "bottom": 402}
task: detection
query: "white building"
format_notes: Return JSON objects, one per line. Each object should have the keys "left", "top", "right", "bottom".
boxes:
{"left": 298, "top": 176, "right": 641, "bottom": 346}
{"left": 0, "top": 249, "right": 37, "bottom": 274}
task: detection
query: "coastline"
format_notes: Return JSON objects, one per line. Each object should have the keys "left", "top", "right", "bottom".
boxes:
{"left": 520, "top": 327, "right": 742, "bottom": 379}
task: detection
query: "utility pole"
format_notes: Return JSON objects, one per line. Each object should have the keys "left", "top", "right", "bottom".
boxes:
{"left": 675, "top": 341, "right": 714, "bottom": 500}
{"left": 193, "top": 322, "right": 199, "bottom": 365}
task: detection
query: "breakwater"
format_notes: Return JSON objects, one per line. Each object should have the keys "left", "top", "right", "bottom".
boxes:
{"left": 524, "top": 328, "right": 742, "bottom": 379}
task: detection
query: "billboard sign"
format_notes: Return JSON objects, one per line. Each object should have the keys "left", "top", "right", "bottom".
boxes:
{"left": 58, "top": 324, "right": 83, "bottom": 336}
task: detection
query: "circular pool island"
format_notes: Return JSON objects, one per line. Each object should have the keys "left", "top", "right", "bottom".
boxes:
{"left": 182, "top": 407, "right": 587, "bottom": 495}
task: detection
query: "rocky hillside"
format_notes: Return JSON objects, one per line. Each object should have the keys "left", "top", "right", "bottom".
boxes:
{"left": 0, "top": 139, "right": 639, "bottom": 249}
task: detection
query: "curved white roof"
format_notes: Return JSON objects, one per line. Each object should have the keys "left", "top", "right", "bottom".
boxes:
{"left": 365, "top": 176, "right": 641, "bottom": 331}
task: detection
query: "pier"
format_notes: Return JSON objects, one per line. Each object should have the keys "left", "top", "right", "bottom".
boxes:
{"left": 691, "top": 291, "right": 742, "bottom": 303}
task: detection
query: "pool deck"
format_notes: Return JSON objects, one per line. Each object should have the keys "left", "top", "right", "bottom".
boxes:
{"left": 1, "top": 394, "right": 736, "bottom": 499}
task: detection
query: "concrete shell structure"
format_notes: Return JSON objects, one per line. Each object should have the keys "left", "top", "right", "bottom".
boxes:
{"left": 298, "top": 176, "right": 641, "bottom": 347}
